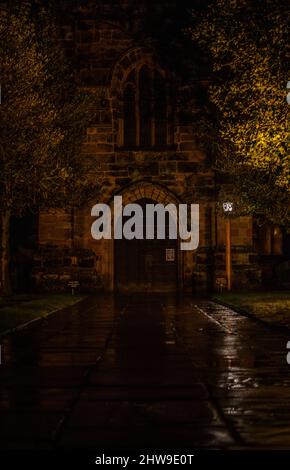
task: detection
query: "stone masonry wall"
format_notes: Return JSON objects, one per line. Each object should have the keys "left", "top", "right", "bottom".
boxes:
{"left": 37, "top": 2, "right": 259, "bottom": 292}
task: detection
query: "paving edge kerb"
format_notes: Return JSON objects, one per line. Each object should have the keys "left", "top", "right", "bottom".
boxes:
{"left": 211, "top": 297, "right": 290, "bottom": 334}
{"left": 0, "top": 296, "right": 87, "bottom": 339}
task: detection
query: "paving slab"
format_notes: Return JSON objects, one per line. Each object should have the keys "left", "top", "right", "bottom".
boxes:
{"left": 0, "top": 293, "right": 289, "bottom": 449}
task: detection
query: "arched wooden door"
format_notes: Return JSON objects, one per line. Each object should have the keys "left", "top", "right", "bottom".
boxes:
{"left": 114, "top": 198, "right": 178, "bottom": 292}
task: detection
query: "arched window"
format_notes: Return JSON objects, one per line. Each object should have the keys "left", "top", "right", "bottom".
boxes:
{"left": 139, "top": 66, "right": 152, "bottom": 146}
{"left": 154, "top": 70, "right": 167, "bottom": 146}
{"left": 122, "top": 65, "right": 173, "bottom": 148}
{"left": 124, "top": 83, "right": 136, "bottom": 147}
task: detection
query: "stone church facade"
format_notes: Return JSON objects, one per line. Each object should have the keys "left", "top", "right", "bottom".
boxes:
{"left": 34, "top": 1, "right": 270, "bottom": 293}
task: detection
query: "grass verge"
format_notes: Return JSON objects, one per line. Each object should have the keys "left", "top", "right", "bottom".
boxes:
{"left": 0, "top": 294, "right": 84, "bottom": 335}
{"left": 213, "top": 291, "right": 290, "bottom": 329}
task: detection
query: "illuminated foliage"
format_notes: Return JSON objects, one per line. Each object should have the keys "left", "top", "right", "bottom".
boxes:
{"left": 0, "top": 2, "right": 95, "bottom": 293}
{"left": 191, "top": 0, "right": 289, "bottom": 227}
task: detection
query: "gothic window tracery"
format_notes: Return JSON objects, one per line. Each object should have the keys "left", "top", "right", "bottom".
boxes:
{"left": 123, "top": 65, "right": 173, "bottom": 148}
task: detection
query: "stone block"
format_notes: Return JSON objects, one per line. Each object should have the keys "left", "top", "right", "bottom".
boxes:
{"left": 177, "top": 162, "right": 200, "bottom": 173}
{"left": 95, "top": 144, "right": 114, "bottom": 153}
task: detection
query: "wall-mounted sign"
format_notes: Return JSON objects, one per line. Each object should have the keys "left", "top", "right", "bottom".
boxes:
{"left": 166, "top": 248, "right": 175, "bottom": 261}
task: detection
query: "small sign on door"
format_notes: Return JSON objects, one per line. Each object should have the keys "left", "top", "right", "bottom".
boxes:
{"left": 166, "top": 248, "right": 175, "bottom": 261}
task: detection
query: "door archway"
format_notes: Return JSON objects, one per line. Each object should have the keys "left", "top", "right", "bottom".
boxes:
{"left": 111, "top": 182, "right": 183, "bottom": 293}
{"left": 115, "top": 197, "right": 178, "bottom": 292}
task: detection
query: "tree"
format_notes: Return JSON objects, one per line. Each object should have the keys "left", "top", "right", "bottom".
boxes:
{"left": 190, "top": 0, "right": 289, "bottom": 227}
{"left": 0, "top": 2, "right": 95, "bottom": 295}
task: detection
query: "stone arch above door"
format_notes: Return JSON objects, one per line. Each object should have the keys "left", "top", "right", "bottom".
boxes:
{"left": 110, "top": 181, "right": 181, "bottom": 206}
{"left": 110, "top": 181, "right": 184, "bottom": 292}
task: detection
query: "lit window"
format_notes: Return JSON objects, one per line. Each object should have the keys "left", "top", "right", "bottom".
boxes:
{"left": 254, "top": 222, "right": 283, "bottom": 256}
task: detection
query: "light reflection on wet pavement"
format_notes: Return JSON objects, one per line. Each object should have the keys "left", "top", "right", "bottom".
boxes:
{"left": 0, "top": 293, "right": 290, "bottom": 449}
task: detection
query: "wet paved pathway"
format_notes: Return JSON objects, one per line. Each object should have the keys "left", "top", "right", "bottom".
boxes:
{"left": 0, "top": 294, "right": 290, "bottom": 450}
